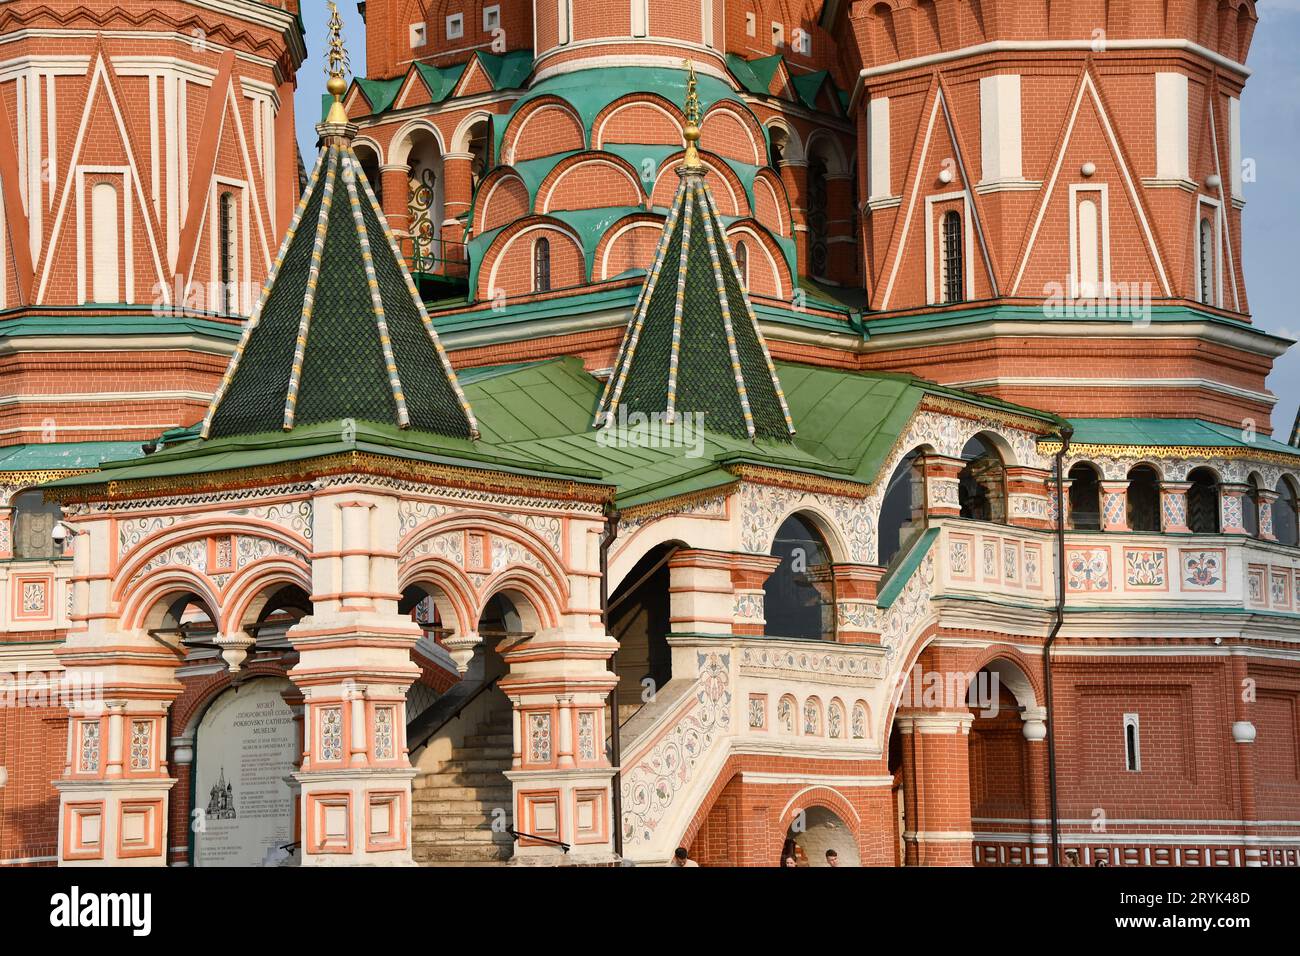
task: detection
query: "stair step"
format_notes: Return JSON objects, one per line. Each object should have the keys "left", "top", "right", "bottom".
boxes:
{"left": 437, "top": 755, "right": 512, "bottom": 770}
{"left": 413, "top": 812, "right": 510, "bottom": 829}
{"left": 415, "top": 843, "right": 513, "bottom": 863}
{"left": 412, "top": 827, "right": 512, "bottom": 846}
{"left": 463, "top": 733, "right": 513, "bottom": 747}
{"left": 415, "top": 785, "right": 513, "bottom": 802}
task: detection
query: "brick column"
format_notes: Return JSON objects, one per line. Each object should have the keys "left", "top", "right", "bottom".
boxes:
{"left": 500, "top": 624, "right": 619, "bottom": 864}
{"left": 289, "top": 494, "right": 422, "bottom": 866}
{"left": 379, "top": 164, "right": 412, "bottom": 236}
{"left": 667, "top": 549, "right": 747, "bottom": 636}
{"left": 725, "top": 553, "right": 781, "bottom": 636}
{"left": 1020, "top": 708, "right": 1050, "bottom": 865}
{"left": 779, "top": 159, "right": 808, "bottom": 277}
{"left": 1099, "top": 480, "right": 1129, "bottom": 532}
{"left": 55, "top": 520, "right": 182, "bottom": 866}
{"left": 441, "top": 152, "right": 474, "bottom": 248}
{"left": 1159, "top": 481, "right": 1192, "bottom": 533}
{"left": 1228, "top": 657, "right": 1261, "bottom": 865}
{"left": 1219, "top": 483, "right": 1250, "bottom": 535}
{"left": 896, "top": 708, "right": 975, "bottom": 866}
{"left": 827, "top": 563, "right": 884, "bottom": 644}
{"left": 1256, "top": 489, "right": 1279, "bottom": 541}
{"left": 0, "top": 504, "right": 10, "bottom": 558}
{"left": 921, "top": 454, "right": 964, "bottom": 519}
{"left": 1006, "top": 467, "right": 1053, "bottom": 530}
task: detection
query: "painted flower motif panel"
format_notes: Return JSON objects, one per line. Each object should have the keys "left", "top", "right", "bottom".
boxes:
{"left": 803, "top": 699, "right": 821, "bottom": 736}
{"left": 852, "top": 703, "right": 866, "bottom": 739}
{"left": 1125, "top": 549, "right": 1166, "bottom": 588}
{"left": 749, "top": 697, "right": 765, "bottom": 729}
{"left": 374, "top": 706, "right": 394, "bottom": 760}
{"left": 1182, "top": 550, "right": 1223, "bottom": 589}
{"left": 828, "top": 701, "right": 843, "bottom": 739}
{"left": 79, "top": 721, "right": 100, "bottom": 773}
{"left": 129, "top": 720, "right": 152, "bottom": 771}
{"left": 778, "top": 697, "right": 794, "bottom": 734}
{"left": 319, "top": 707, "right": 343, "bottom": 762}
{"left": 528, "top": 713, "right": 552, "bottom": 764}
{"left": 578, "top": 711, "right": 596, "bottom": 761}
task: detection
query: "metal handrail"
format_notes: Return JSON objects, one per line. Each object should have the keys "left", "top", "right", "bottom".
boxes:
{"left": 507, "top": 827, "right": 570, "bottom": 852}
{"left": 398, "top": 234, "right": 469, "bottom": 277}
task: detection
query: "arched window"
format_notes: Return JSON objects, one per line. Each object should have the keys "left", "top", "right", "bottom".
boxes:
{"left": 879, "top": 449, "right": 926, "bottom": 566}
{"left": 941, "top": 210, "right": 964, "bottom": 304}
{"left": 1068, "top": 463, "right": 1102, "bottom": 531}
{"left": 218, "top": 191, "right": 237, "bottom": 315}
{"left": 90, "top": 182, "right": 119, "bottom": 303}
{"left": 764, "top": 514, "right": 835, "bottom": 641}
{"left": 735, "top": 240, "right": 749, "bottom": 288}
{"left": 1187, "top": 468, "right": 1220, "bottom": 533}
{"left": 1199, "top": 216, "right": 1215, "bottom": 306}
{"left": 958, "top": 435, "right": 1006, "bottom": 523}
{"left": 1126, "top": 465, "right": 1161, "bottom": 533}
{"left": 11, "top": 489, "right": 64, "bottom": 560}
{"left": 1243, "top": 475, "right": 1262, "bottom": 538}
{"left": 1274, "top": 478, "right": 1300, "bottom": 547}
{"left": 807, "top": 155, "right": 829, "bottom": 276}
{"left": 533, "top": 237, "right": 551, "bottom": 293}
{"left": 768, "top": 126, "right": 789, "bottom": 168}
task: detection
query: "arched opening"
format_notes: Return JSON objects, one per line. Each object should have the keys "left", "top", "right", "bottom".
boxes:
{"left": 782, "top": 805, "right": 860, "bottom": 867}
{"left": 764, "top": 514, "right": 835, "bottom": 641}
{"left": 1126, "top": 465, "right": 1161, "bottom": 532}
{"left": 402, "top": 128, "right": 444, "bottom": 274}
{"left": 878, "top": 449, "right": 926, "bottom": 566}
{"left": 967, "top": 660, "right": 1037, "bottom": 866}
{"left": 958, "top": 435, "right": 1006, "bottom": 524}
{"left": 353, "top": 141, "right": 383, "bottom": 206}
{"left": 1274, "top": 477, "right": 1300, "bottom": 547}
{"left": 1068, "top": 463, "right": 1102, "bottom": 530}
{"left": 1244, "top": 474, "right": 1262, "bottom": 538}
{"left": 90, "top": 181, "right": 119, "bottom": 303}
{"left": 404, "top": 588, "right": 539, "bottom": 865}
{"left": 806, "top": 153, "right": 830, "bottom": 277}
{"left": 768, "top": 125, "right": 789, "bottom": 168}
{"left": 9, "top": 489, "right": 65, "bottom": 560}
{"left": 609, "top": 543, "right": 677, "bottom": 727}
{"left": 940, "top": 210, "right": 964, "bottom": 304}
{"left": 1188, "top": 467, "right": 1220, "bottom": 533}
{"left": 735, "top": 240, "right": 749, "bottom": 287}
{"left": 532, "top": 236, "right": 552, "bottom": 293}
{"left": 247, "top": 583, "right": 311, "bottom": 650}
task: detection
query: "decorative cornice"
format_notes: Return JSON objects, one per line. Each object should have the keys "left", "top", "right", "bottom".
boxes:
{"left": 48, "top": 450, "right": 615, "bottom": 506}
{"left": 1040, "top": 440, "right": 1300, "bottom": 468}
{"left": 918, "top": 396, "right": 1060, "bottom": 436}
{"left": 726, "top": 463, "right": 871, "bottom": 499}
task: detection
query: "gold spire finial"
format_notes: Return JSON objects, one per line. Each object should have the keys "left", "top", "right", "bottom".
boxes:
{"left": 324, "top": 1, "right": 351, "bottom": 126}
{"left": 682, "top": 60, "right": 702, "bottom": 170}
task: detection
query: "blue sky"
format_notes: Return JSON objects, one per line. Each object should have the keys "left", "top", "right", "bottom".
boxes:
{"left": 295, "top": 4, "right": 1300, "bottom": 437}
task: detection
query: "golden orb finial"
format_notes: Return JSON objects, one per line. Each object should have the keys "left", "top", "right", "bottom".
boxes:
{"left": 324, "top": 1, "right": 351, "bottom": 126}
{"left": 682, "top": 60, "right": 702, "bottom": 170}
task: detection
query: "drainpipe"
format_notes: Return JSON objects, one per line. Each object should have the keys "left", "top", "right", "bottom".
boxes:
{"left": 1043, "top": 424, "right": 1073, "bottom": 867}
{"left": 600, "top": 506, "right": 623, "bottom": 858}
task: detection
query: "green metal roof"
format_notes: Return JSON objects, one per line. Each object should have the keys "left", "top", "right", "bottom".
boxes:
{"left": 0, "top": 309, "right": 243, "bottom": 340}
{"left": 1067, "top": 418, "right": 1300, "bottom": 458}
{"left": 204, "top": 137, "right": 478, "bottom": 440}
{"left": 0, "top": 441, "right": 145, "bottom": 473}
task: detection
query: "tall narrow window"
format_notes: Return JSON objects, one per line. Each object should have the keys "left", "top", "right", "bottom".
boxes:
{"left": 1123, "top": 713, "right": 1141, "bottom": 771}
{"left": 807, "top": 156, "right": 828, "bottom": 276}
{"left": 1275, "top": 478, "right": 1300, "bottom": 547}
{"left": 1199, "top": 215, "right": 1215, "bottom": 305}
{"left": 941, "top": 210, "right": 964, "bottom": 304}
{"left": 91, "top": 182, "right": 119, "bottom": 303}
{"left": 1188, "top": 467, "right": 1220, "bottom": 533}
{"left": 1076, "top": 197, "right": 1100, "bottom": 298}
{"left": 735, "top": 241, "right": 749, "bottom": 288}
{"left": 1244, "top": 475, "right": 1261, "bottom": 538}
{"left": 1126, "top": 465, "right": 1161, "bottom": 532}
{"left": 533, "top": 237, "right": 551, "bottom": 293}
{"left": 218, "top": 191, "right": 236, "bottom": 316}
{"left": 558, "top": 0, "right": 572, "bottom": 44}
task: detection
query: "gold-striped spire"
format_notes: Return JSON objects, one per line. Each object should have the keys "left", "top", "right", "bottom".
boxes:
{"left": 682, "top": 60, "right": 703, "bottom": 170}
{"left": 324, "top": 1, "right": 351, "bottom": 126}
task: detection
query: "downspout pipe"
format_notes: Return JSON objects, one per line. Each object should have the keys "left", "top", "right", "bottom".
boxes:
{"left": 1044, "top": 423, "right": 1073, "bottom": 867}
{"left": 600, "top": 506, "right": 623, "bottom": 858}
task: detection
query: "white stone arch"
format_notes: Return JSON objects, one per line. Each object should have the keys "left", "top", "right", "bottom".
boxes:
{"left": 450, "top": 110, "right": 494, "bottom": 154}
{"left": 121, "top": 569, "right": 221, "bottom": 634}
{"left": 389, "top": 118, "right": 447, "bottom": 167}
{"left": 477, "top": 572, "right": 561, "bottom": 633}
{"left": 352, "top": 134, "right": 386, "bottom": 167}
{"left": 804, "top": 128, "right": 849, "bottom": 176}
{"left": 974, "top": 651, "right": 1041, "bottom": 712}
{"left": 1124, "top": 458, "right": 1168, "bottom": 482}
{"left": 763, "top": 117, "right": 804, "bottom": 164}
{"left": 764, "top": 501, "right": 853, "bottom": 565}
{"left": 114, "top": 520, "right": 311, "bottom": 601}
{"left": 593, "top": 97, "right": 683, "bottom": 149}
{"left": 700, "top": 100, "right": 765, "bottom": 166}
{"left": 398, "top": 555, "right": 480, "bottom": 639}
{"left": 537, "top": 156, "right": 645, "bottom": 213}
{"left": 399, "top": 513, "right": 569, "bottom": 588}
{"left": 222, "top": 560, "right": 313, "bottom": 634}
{"left": 609, "top": 511, "right": 721, "bottom": 592}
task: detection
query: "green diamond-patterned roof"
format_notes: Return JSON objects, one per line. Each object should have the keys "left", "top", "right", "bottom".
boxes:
{"left": 203, "top": 139, "right": 477, "bottom": 440}
{"left": 597, "top": 167, "right": 795, "bottom": 442}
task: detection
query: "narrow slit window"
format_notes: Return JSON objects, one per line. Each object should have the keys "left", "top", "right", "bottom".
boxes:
{"left": 1123, "top": 713, "right": 1141, "bottom": 772}
{"left": 533, "top": 237, "right": 551, "bottom": 293}
{"left": 218, "top": 191, "right": 236, "bottom": 316}
{"left": 1199, "top": 215, "right": 1215, "bottom": 306}
{"left": 941, "top": 210, "right": 964, "bottom": 304}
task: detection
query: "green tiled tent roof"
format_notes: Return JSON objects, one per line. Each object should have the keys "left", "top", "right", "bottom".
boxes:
{"left": 203, "top": 133, "right": 477, "bottom": 440}
{"left": 596, "top": 158, "right": 795, "bottom": 442}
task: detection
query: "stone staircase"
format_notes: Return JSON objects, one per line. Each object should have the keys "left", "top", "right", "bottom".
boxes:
{"left": 412, "top": 714, "right": 515, "bottom": 866}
